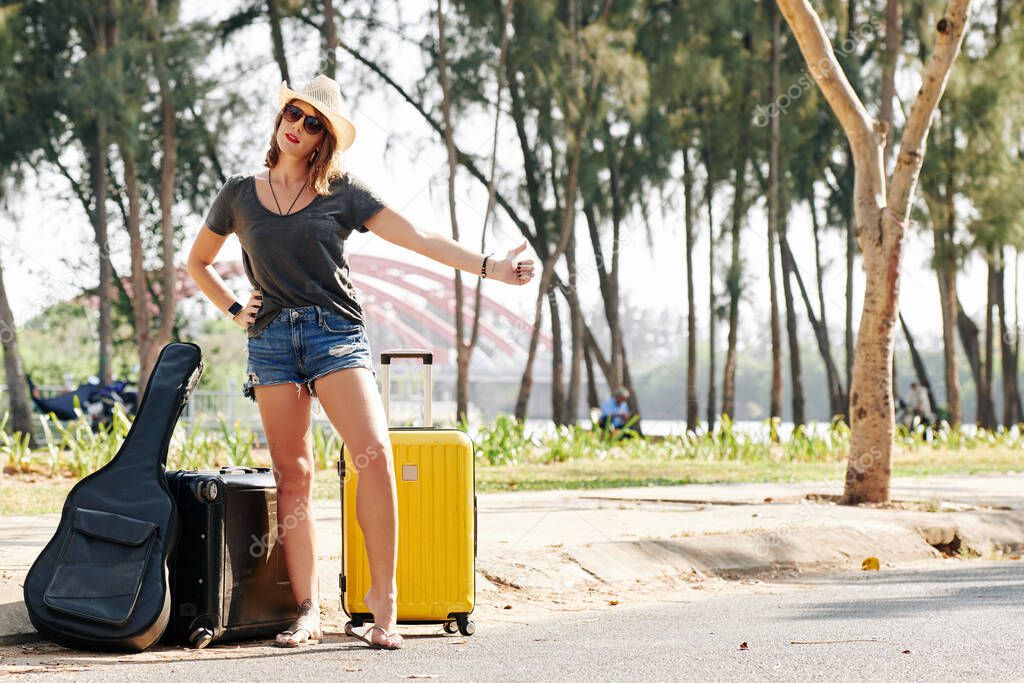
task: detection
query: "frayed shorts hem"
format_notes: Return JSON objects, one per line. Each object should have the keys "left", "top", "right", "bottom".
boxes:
{"left": 242, "top": 361, "right": 377, "bottom": 403}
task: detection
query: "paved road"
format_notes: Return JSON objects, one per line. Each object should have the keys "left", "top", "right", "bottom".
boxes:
{"left": 7, "top": 560, "right": 1021, "bottom": 681}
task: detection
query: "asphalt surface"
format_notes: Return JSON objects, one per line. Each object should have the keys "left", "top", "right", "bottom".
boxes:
{"left": 7, "top": 560, "right": 1022, "bottom": 681}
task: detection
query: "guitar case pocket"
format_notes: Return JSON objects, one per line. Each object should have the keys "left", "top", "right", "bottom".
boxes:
{"left": 43, "top": 507, "right": 158, "bottom": 626}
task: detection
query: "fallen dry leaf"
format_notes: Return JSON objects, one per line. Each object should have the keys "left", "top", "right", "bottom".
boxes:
{"left": 739, "top": 642, "right": 749, "bottom": 650}
{"left": 400, "top": 676, "right": 439, "bottom": 680}
{"left": 902, "top": 650, "right": 911, "bottom": 654}
{"left": 861, "top": 556, "right": 880, "bottom": 571}
{"left": 608, "top": 600, "right": 620, "bottom": 606}
{"left": 503, "top": 604, "right": 513, "bottom": 610}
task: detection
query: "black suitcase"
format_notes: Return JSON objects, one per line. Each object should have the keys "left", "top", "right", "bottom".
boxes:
{"left": 162, "top": 467, "right": 297, "bottom": 648}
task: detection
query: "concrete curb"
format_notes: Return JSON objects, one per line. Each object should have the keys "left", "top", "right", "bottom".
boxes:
{"left": 475, "top": 510, "right": 1024, "bottom": 591}
{"left": 0, "top": 583, "right": 32, "bottom": 647}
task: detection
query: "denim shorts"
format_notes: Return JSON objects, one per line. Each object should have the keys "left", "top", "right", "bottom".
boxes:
{"left": 242, "top": 305, "right": 376, "bottom": 402}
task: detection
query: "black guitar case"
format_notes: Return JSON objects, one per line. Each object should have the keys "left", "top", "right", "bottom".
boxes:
{"left": 23, "top": 342, "right": 204, "bottom": 652}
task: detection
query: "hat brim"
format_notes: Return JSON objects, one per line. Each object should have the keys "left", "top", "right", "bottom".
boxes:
{"left": 277, "top": 81, "right": 356, "bottom": 151}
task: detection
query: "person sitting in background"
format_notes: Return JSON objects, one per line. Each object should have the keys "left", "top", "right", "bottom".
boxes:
{"left": 597, "top": 387, "right": 641, "bottom": 437}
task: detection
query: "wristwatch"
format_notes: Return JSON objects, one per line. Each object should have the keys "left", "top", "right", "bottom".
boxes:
{"left": 228, "top": 301, "right": 243, "bottom": 318}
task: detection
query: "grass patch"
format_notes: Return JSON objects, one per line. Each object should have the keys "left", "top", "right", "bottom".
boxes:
{"left": 0, "top": 475, "right": 76, "bottom": 516}
{"left": 11, "top": 445, "right": 1020, "bottom": 515}
{"left": 889, "top": 446, "right": 1024, "bottom": 477}
{"left": 2, "top": 411, "right": 1022, "bottom": 513}
{"left": 472, "top": 460, "right": 848, "bottom": 492}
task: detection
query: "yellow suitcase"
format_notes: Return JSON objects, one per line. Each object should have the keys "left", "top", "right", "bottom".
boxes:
{"left": 338, "top": 349, "right": 477, "bottom": 636}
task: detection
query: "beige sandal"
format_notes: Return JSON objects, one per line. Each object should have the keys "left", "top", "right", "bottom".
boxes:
{"left": 275, "top": 613, "right": 322, "bottom": 648}
{"left": 345, "top": 622, "right": 404, "bottom": 650}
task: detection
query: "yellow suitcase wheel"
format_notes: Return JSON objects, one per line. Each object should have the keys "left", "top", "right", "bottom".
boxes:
{"left": 456, "top": 615, "right": 475, "bottom": 636}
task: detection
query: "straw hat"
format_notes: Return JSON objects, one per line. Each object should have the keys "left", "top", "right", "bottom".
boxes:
{"left": 276, "top": 75, "right": 356, "bottom": 151}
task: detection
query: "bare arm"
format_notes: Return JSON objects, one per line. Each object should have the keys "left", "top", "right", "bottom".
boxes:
{"left": 186, "top": 226, "right": 262, "bottom": 327}
{"left": 363, "top": 207, "right": 535, "bottom": 286}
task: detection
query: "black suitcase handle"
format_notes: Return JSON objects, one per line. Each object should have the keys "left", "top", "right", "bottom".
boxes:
{"left": 218, "top": 466, "right": 269, "bottom": 475}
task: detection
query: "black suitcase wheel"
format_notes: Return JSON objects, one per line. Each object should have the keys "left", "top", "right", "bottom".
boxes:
{"left": 443, "top": 620, "right": 458, "bottom": 634}
{"left": 190, "top": 625, "right": 214, "bottom": 649}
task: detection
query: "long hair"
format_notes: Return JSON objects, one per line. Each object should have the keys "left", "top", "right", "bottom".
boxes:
{"left": 263, "top": 99, "right": 344, "bottom": 196}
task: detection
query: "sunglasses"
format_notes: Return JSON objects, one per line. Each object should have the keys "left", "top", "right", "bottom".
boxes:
{"left": 281, "top": 102, "right": 326, "bottom": 136}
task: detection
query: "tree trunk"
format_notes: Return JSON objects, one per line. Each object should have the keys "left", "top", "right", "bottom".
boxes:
{"left": 147, "top": 0, "right": 178, "bottom": 359}
{"left": 436, "top": 0, "right": 471, "bottom": 426}
{"left": 583, "top": 325, "right": 612, "bottom": 391}
{"left": 898, "top": 313, "right": 938, "bottom": 414}
{"left": 683, "top": 149, "right": 699, "bottom": 431}
{"left": 996, "top": 249, "right": 1023, "bottom": 425}
{"left": 321, "top": 0, "right": 338, "bottom": 78}
{"left": 606, "top": 143, "right": 624, "bottom": 390}
{"left": 267, "top": 0, "right": 291, "bottom": 83}
{"left": 936, "top": 262, "right": 960, "bottom": 425}
{"left": 0, "top": 248, "right": 35, "bottom": 448}
{"left": 118, "top": 142, "right": 157, "bottom": 394}
{"left": 845, "top": 174, "right": 855, "bottom": 396}
{"left": 879, "top": 0, "right": 902, "bottom": 171}
{"left": 768, "top": 3, "right": 785, "bottom": 427}
{"left": 1016, "top": 248, "right": 1021, "bottom": 420}
{"left": 549, "top": 288, "right": 566, "bottom": 426}
{"left": 934, "top": 151, "right": 961, "bottom": 425}
{"left": 778, "top": 227, "right": 802, "bottom": 428}
{"left": 981, "top": 254, "right": 997, "bottom": 428}
{"left": 619, "top": 334, "right": 641, "bottom": 430}
{"left": 720, "top": 157, "right": 746, "bottom": 421}
{"left": 777, "top": 0, "right": 972, "bottom": 504}
{"left": 780, "top": 236, "right": 844, "bottom": 420}
{"left": 110, "top": 0, "right": 155, "bottom": 394}
{"left": 844, "top": 0, "right": 860, "bottom": 396}
{"left": 810, "top": 191, "right": 846, "bottom": 415}
{"left": 93, "top": 0, "right": 115, "bottom": 386}
{"left": 767, "top": 208, "right": 783, "bottom": 424}
{"left": 582, "top": 189, "right": 632, "bottom": 425}
{"left": 583, "top": 336, "right": 599, "bottom": 416}
{"left": 564, "top": 234, "right": 584, "bottom": 427}
{"left": 513, "top": 305, "right": 543, "bottom": 421}
{"left": 706, "top": 176, "right": 718, "bottom": 428}
{"left": 957, "top": 298, "right": 983, "bottom": 420}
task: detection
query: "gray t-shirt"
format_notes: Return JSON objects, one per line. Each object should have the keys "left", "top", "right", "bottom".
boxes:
{"left": 204, "top": 171, "right": 386, "bottom": 338}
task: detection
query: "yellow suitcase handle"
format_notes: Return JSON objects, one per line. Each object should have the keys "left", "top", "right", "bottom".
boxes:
{"left": 380, "top": 348, "right": 432, "bottom": 428}
{"left": 380, "top": 350, "right": 433, "bottom": 364}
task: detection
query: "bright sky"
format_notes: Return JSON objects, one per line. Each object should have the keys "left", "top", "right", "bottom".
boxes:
{"left": 1, "top": 1, "right": 1003, "bottom": 372}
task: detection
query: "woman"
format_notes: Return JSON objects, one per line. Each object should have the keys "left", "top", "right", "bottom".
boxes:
{"left": 186, "top": 74, "right": 534, "bottom": 650}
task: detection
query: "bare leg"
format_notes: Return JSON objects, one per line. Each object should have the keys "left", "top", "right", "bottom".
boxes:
{"left": 314, "top": 367, "right": 403, "bottom": 649}
{"left": 253, "top": 382, "right": 322, "bottom": 645}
